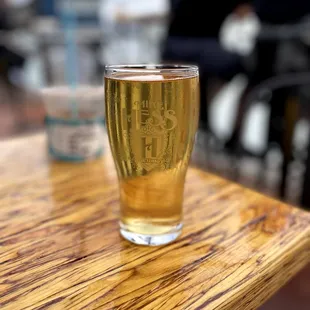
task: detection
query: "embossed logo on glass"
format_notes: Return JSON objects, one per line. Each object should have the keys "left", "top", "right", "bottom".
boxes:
{"left": 124, "top": 100, "right": 178, "bottom": 171}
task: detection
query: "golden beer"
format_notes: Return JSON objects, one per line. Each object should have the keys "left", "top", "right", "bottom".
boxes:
{"left": 105, "top": 65, "right": 199, "bottom": 245}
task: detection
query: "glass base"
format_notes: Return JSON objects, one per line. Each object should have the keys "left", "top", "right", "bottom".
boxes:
{"left": 120, "top": 222, "right": 183, "bottom": 246}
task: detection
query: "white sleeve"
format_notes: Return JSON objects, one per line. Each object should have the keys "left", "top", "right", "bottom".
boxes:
{"left": 124, "top": 0, "right": 170, "bottom": 19}
{"left": 99, "top": 0, "right": 120, "bottom": 22}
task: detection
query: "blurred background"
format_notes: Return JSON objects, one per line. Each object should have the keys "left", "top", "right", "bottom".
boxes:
{"left": 1, "top": 0, "right": 310, "bottom": 308}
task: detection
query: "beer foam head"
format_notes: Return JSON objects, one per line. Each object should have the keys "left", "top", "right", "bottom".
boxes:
{"left": 121, "top": 74, "right": 166, "bottom": 81}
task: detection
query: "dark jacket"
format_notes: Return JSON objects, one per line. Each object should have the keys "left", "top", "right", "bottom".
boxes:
{"left": 167, "top": 0, "right": 249, "bottom": 38}
{"left": 254, "top": 0, "right": 310, "bottom": 24}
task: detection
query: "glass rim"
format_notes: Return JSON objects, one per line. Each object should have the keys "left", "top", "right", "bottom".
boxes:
{"left": 104, "top": 64, "right": 199, "bottom": 75}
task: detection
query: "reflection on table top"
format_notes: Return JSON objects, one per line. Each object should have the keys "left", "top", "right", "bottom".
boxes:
{"left": 0, "top": 133, "right": 309, "bottom": 310}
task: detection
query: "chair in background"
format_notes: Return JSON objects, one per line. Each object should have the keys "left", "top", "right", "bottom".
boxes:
{"left": 230, "top": 70, "right": 310, "bottom": 209}
{"left": 220, "top": 17, "right": 310, "bottom": 206}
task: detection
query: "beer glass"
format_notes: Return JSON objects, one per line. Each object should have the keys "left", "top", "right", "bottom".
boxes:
{"left": 105, "top": 64, "right": 199, "bottom": 246}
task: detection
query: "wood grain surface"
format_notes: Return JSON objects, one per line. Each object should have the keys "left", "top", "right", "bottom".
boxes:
{"left": 0, "top": 133, "right": 310, "bottom": 310}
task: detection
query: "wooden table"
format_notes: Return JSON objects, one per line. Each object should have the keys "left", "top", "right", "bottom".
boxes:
{"left": 1, "top": 134, "right": 310, "bottom": 310}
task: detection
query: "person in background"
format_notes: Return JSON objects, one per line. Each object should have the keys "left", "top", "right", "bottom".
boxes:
{"left": 249, "top": 0, "right": 310, "bottom": 84}
{"left": 254, "top": 0, "right": 310, "bottom": 25}
{"left": 0, "top": 0, "right": 26, "bottom": 90}
{"left": 161, "top": 0, "right": 252, "bottom": 131}
{"left": 226, "top": 0, "right": 310, "bottom": 150}
{"left": 0, "top": 0, "right": 44, "bottom": 136}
